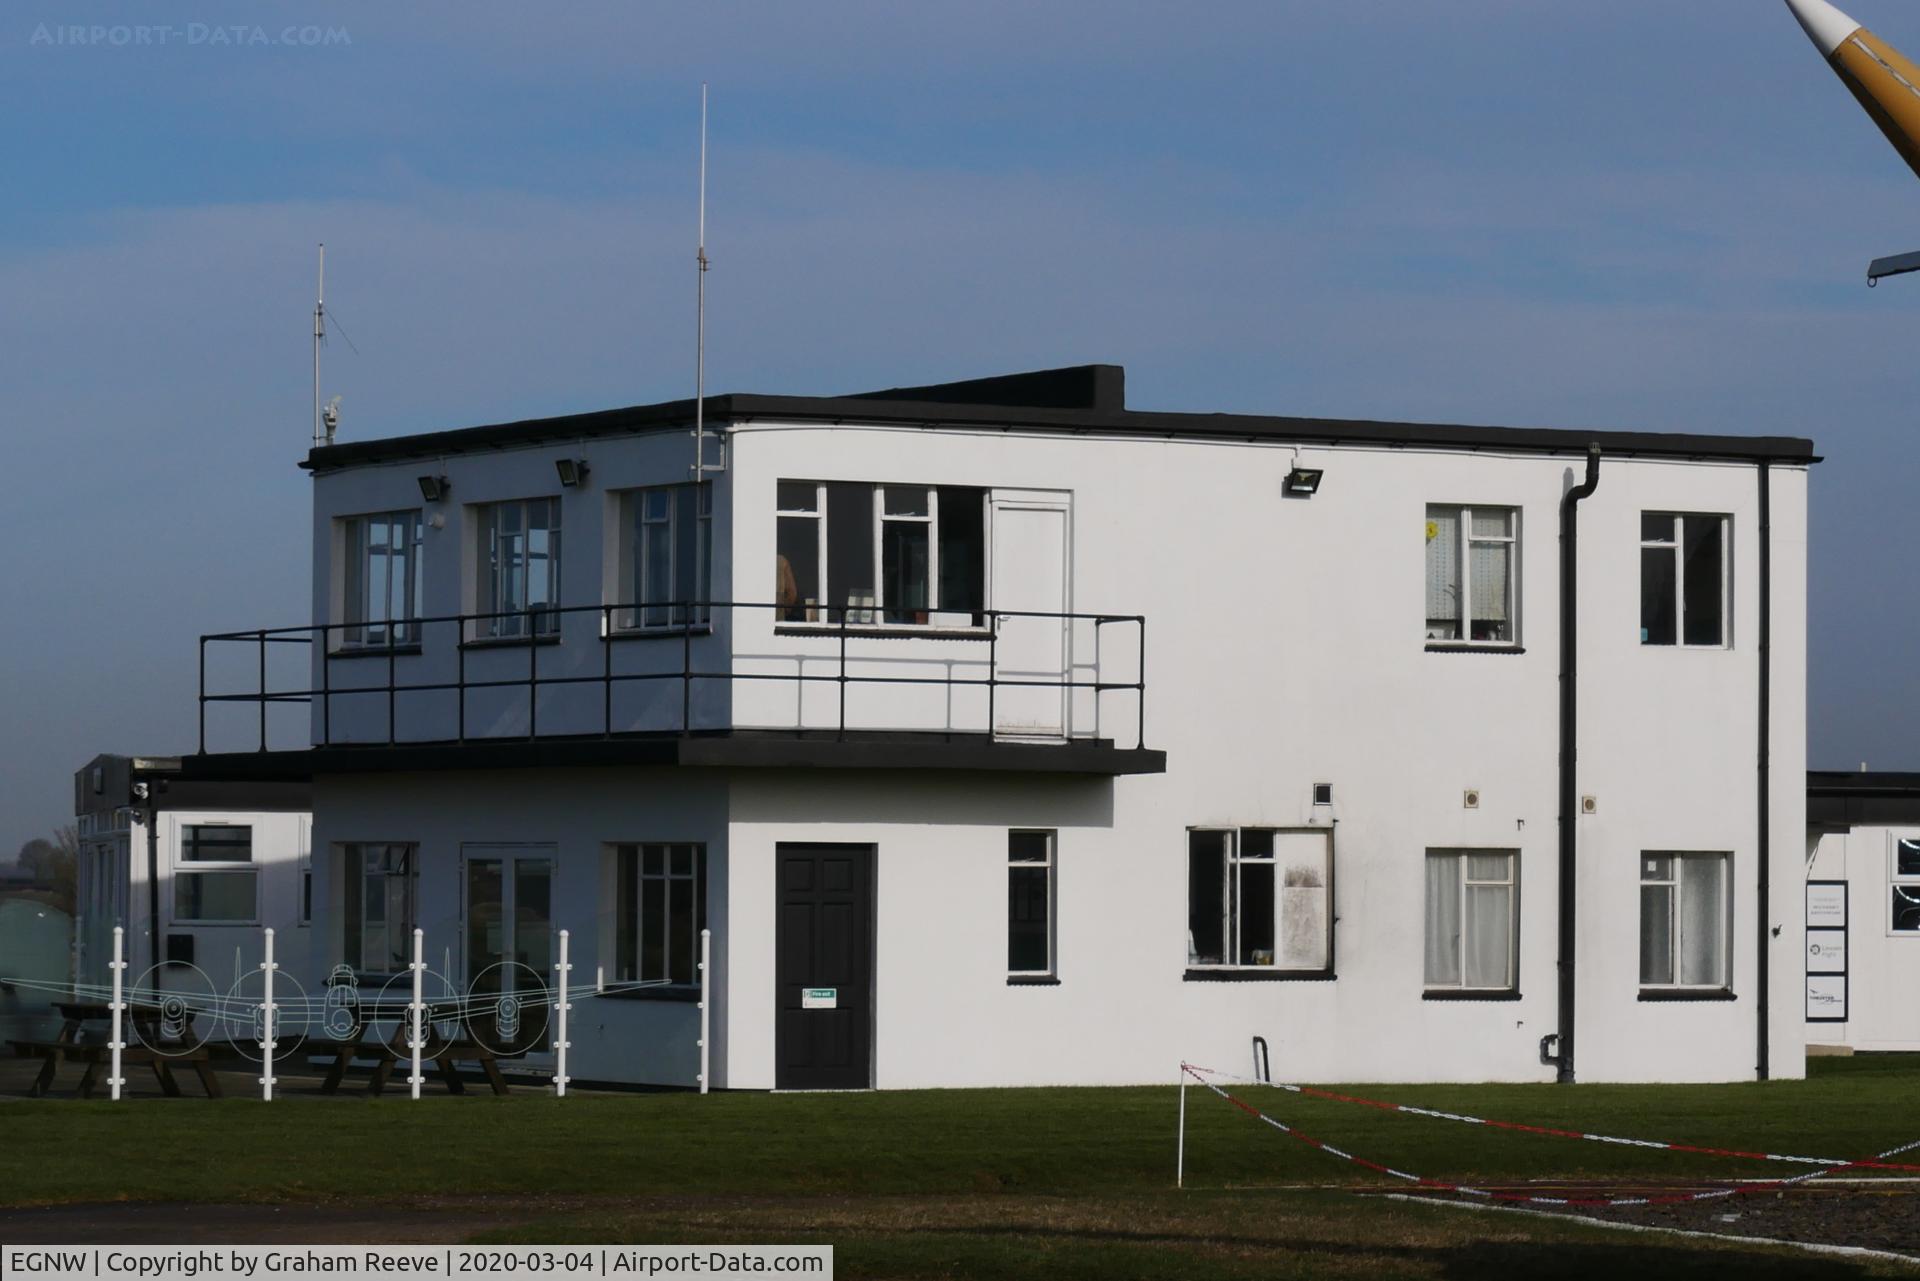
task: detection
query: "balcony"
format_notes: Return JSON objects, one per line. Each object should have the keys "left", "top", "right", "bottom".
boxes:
{"left": 193, "top": 601, "right": 1163, "bottom": 777}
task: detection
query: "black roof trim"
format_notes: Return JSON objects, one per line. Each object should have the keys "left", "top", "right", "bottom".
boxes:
{"left": 179, "top": 730, "right": 1167, "bottom": 779}
{"left": 1808, "top": 770, "right": 1920, "bottom": 828}
{"left": 303, "top": 366, "right": 1818, "bottom": 473}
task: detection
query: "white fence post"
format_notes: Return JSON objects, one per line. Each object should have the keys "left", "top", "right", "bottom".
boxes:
{"left": 1176, "top": 1062, "right": 1188, "bottom": 1189}
{"left": 409, "top": 927, "right": 424, "bottom": 1101}
{"left": 697, "top": 928, "right": 711, "bottom": 1095}
{"left": 553, "top": 929, "right": 571, "bottom": 1098}
{"left": 108, "top": 926, "right": 125, "bottom": 1101}
{"left": 259, "top": 928, "right": 277, "bottom": 1102}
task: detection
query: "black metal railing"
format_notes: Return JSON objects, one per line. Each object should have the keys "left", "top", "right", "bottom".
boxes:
{"left": 197, "top": 601, "right": 1147, "bottom": 754}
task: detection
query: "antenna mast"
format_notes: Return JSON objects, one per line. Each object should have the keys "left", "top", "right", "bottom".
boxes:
{"left": 313, "top": 243, "right": 327, "bottom": 449}
{"left": 692, "top": 84, "right": 712, "bottom": 479}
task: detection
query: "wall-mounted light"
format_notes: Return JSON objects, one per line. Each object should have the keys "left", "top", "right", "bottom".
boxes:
{"left": 555, "top": 457, "right": 590, "bottom": 487}
{"left": 417, "top": 474, "right": 450, "bottom": 502}
{"left": 1284, "top": 467, "right": 1324, "bottom": 497}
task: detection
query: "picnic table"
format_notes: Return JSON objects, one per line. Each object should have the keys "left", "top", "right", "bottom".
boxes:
{"left": 310, "top": 1002, "right": 514, "bottom": 1097}
{"left": 8, "top": 999, "right": 222, "bottom": 1098}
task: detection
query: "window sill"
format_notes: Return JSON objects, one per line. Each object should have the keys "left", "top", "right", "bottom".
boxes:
{"left": 329, "top": 644, "right": 423, "bottom": 661}
{"left": 458, "top": 634, "right": 562, "bottom": 651}
{"left": 1007, "top": 975, "right": 1060, "bottom": 987}
{"left": 607, "top": 625, "right": 714, "bottom": 643}
{"left": 596, "top": 985, "right": 702, "bottom": 1003}
{"left": 1423, "top": 989, "right": 1521, "bottom": 1002}
{"left": 1183, "top": 968, "right": 1335, "bottom": 983}
{"left": 1425, "top": 644, "right": 1525, "bottom": 655}
{"left": 1638, "top": 988, "right": 1736, "bottom": 1002}
{"left": 774, "top": 624, "right": 993, "bottom": 642}
{"left": 1638, "top": 644, "right": 1733, "bottom": 652}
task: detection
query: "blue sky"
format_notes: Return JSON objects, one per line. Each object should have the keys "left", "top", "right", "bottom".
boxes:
{"left": 4, "top": 0, "right": 1919, "bottom": 853}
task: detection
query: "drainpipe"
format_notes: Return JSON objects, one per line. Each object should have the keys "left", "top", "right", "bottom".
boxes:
{"left": 1555, "top": 444, "right": 1601, "bottom": 1085}
{"left": 1756, "top": 462, "right": 1772, "bottom": 1081}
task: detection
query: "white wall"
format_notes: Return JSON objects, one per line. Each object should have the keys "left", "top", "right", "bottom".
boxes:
{"left": 300, "top": 417, "right": 1809, "bottom": 1086}
{"left": 1808, "top": 826, "right": 1920, "bottom": 1050}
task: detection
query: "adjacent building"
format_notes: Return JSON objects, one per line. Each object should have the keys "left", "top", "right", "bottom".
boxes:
{"left": 180, "top": 364, "right": 1815, "bottom": 1087}
{"left": 1805, "top": 770, "right": 1920, "bottom": 1051}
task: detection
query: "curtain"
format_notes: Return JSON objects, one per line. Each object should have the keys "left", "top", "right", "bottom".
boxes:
{"left": 1679, "top": 856, "right": 1726, "bottom": 986}
{"left": 1425, "top": 508, "right": 1460, "bottom": 626}
{"left": 1424, "top": 856, "right": 1461, "bottom": 985}
{"left": 1468, "top": 541, "right": 1509, "bottom": 623}
{"left": 1464, "top": 882, "right": 1511, "bottom": 988}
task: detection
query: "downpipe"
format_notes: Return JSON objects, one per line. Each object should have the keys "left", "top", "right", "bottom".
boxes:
{"left": 1555, "top": 445, "right": 1601, "bottom": 1084}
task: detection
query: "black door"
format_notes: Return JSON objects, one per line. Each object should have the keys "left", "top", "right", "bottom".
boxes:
{"left": 776, "top": 844, "right": 874, "bottom": 1089}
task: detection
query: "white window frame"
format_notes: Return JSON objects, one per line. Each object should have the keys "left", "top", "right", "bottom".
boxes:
{"left": 1186, "top": 827, "right": 1332, "bottom": 973}
{"left": 339, "top": 509, "right": 424, "bottom": 649}
{"left": 1639, "top": 512, "right": 1730, "bottom": 649}
{"left": 775, "top": 480, "right": 987, "bottom": 630}
{"left": 475, "top": 497, "right": 563, "bottom": 640}
{"left": 1423, "top": 849, "right": 1519, "bottom": 993}
{"left": 1007, "top": 830, "right": 1056, "bottom": 978}
{"left": 1638, "top": 851, "right": 1733, "bottom": 992}
{"left": 1425, "top": 504, "right": 1519, "bottom": 647}
{"left": 172, "top": 822, "right": 259, "bottom": 926}
{"left": 612, "top": 842, "right": 707, "bottom": 987}
{"left": 616, "top": 483, "right": 712, "bottom": 632}
{"left": 1887, "top": 835, "right": 1920, "bottom": 938}
{"left": 341, "top": 842, "right": 419, "bottom": 977}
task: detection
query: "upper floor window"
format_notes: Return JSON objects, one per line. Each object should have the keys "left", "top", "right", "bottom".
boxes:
{"left": 1186, "top": 828, "right": 1332, "bottom": 973}
{"left": 1641, "top": 514, "right": 1727, "bottom": 647}
{"left": 1639, "top": 852, "right": 1730, "bottom": 992}
{"left": 478, "top": 498, "right": 561, "bottom": 639}
{"left": 1426, "top": 505, "right": 1517, "bottom": 645}
{"left": 618, "top": 483, "right": 711, "bottom": 630}
{"left": 775, "top": 481, "right": 985, "bottom": 626}
{"left": 342, "top": 510, "right": 423, "bottom": 647}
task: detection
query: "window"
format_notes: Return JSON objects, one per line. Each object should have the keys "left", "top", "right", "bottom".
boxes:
{"left": 1426, "top": 505, "right": 1517, "bottom": 644}
{"left": 1187, "top": 829, "right": 1331, "bottom": 971}
{"left": 1641, "top": 514, "right": 1728, "bottom": 647}
{"left": 1424, "top": 850, "right": 1518, "bottom": 992}
{"left": 342, "top": 843, "right": 417, "bottom": 975}
{"left": 1890, "top": 838, "right": 1920, "bottom": 933}
{"left": 299, "top": 846, "right": 313, "bottom": 926}
{"left": 1008, "top": 831, "right": 1055, "bottom": 977}
{"left": 341, "top": 510, "right": 424, "bottom": 646}
{"left": 477, "top": 498, "right": 562, "bottom": 639}
{"left": 621, "top": 483, "right": 711, "bottom": 629}
{"left": 1639, "top": 852, "right": 1730, "bottom": 990}
{"left": 775, "top": 481, "right": 986, "bottom": 626}
{"left": 613, "top": 843, "right": 706, "bottom": 985}
{"left": 174, "top": 824, "right": 257, "bottom": 923}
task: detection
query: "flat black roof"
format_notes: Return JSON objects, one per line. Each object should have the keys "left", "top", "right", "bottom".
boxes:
{"left": 1808, "top": 770, "right": 1920, "bottom": 827}
{"left": 304, "top": 364, "right": 1819, "bottom": 473}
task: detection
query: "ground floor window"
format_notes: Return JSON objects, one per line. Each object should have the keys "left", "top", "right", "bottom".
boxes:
{"left": 1639, "top": 852, "right": 1730, "bottom": 990}
{"left": 1424, "top": 849, "right": 1518, "bottom": 992}
{"left": 1891, "top": 838, "right": 1920, "bottom": 934}
{"left": 1187, "top": 828, "right": 1332, "bottom": 971}
{"left": 342, "top": 843, "right": 417, "bottom": 975}
{"left": 1008, "top": 831, "right": 1055, "bottom": 976}
{"left": 614, "top": 843, "right": 707, "bottom": 986}
{"left": 174, "top": 823, "right": 257, "bottom": 924}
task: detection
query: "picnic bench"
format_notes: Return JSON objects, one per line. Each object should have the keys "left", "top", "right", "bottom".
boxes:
{"left": 309, "top": 1005, "right": 514, "bottom": 1096}
{"left": 8, "top": 1000, "right": 222, "bottom": 1098}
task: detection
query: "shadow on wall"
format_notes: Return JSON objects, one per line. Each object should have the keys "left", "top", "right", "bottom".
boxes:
{"left": 0, "top": 896, "right": 73, "bottom": 1042}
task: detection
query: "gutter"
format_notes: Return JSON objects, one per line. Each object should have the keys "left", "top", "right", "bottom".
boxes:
{"left": 1554, "top": 444, "right": 1601, "bottom": 1084}
{"left": 1756, "top": 462, "right": 1772, "bottom": 1080}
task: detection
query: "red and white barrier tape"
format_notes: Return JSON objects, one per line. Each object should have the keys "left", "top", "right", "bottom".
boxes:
{"left": 1180, "top": 1063, "right": 1920, "bottom": 1209}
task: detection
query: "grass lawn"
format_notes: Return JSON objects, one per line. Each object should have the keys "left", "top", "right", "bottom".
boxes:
{"left": 4, "top": 1056, "right": 1918, "bottom": 1277}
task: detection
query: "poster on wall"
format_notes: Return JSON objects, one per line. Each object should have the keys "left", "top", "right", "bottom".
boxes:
{"left": 1806, "top": 880, "right": 1849, "bottom": 1024}
{"left": 1806, "top": 974, "right": 1848, "bottom": 1021}
{"left": 1806, "top": 928, "right": 1847, "bottom": 974}
{"left": 1807, "top": 882, "right": 1847, "bottom": 928}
